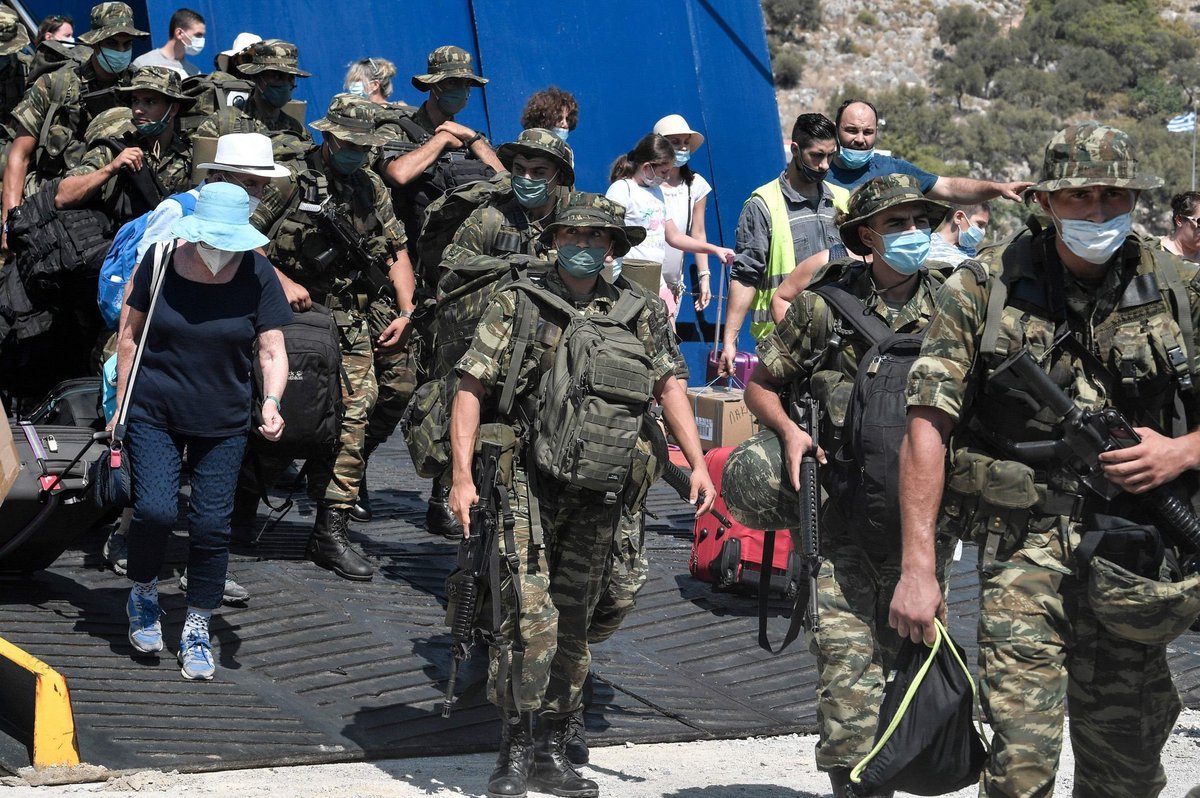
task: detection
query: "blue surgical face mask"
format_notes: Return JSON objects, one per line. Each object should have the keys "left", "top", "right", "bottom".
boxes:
{"left": 839, "top": 145, "right": 874, "bottom": 169}
{"left": 512, "top": 174, "right": 553, "bottom": 209}
{"left": 260, "top": 82, "right": 293, "bottom": 109}
{"left": 348, "top": 81, "right": 368, "bottom": 98}
{"left": 183, "top": 33, "right": 205, "bottom": 57}
{"left": 329, "top": 141, "right": 368, "bottom": 175}
{"left": 674, "top": 149, "right": 691, "bottom": 167}
{"left": 97, "top": 46, "right": 132, "bottom": 74}
{"left": 550, "top": 126, "right": 569, "bottom": 141}
{"left": 1054, "top": 211, "right": 1132, "bottom": 265}
{"left": 558, "top": 244, "right": 607, "bottom": 278}
{"left": 136, "top": 107, "right": 172, "bottom": 138}
{"left": 958, "top": 223, "right": 985, "bottom": 251}
{"left": 610, "top": 256, "right": 624, "bottom": 281}
{"left": 874, "top": 228, "right": 931, "bottom": 275}
{"left": 436, "top": 87, "right": 469, "bottom": 116}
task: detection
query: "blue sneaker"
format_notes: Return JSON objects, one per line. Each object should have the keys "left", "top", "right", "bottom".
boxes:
{"left": 178, "top": 631, "right": 215, "bottom": 680}
{"left": 126, "top": 590, "right": 163, "bottom": 654}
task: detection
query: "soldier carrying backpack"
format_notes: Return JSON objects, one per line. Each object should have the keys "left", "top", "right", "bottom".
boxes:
{"left": 738, "top": 174, "right": 959, "bottom": 798}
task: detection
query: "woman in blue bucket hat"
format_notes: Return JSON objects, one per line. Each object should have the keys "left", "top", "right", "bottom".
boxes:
{"left": 115, "top": 181, "right": 292, "bottom": 681}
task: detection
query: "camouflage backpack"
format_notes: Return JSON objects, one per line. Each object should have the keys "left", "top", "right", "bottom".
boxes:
{"left": 179, "top": 71, "right": 254, "bottom": 134}
{"left": 415, "top": 170, "right": 516, "bottom": 293}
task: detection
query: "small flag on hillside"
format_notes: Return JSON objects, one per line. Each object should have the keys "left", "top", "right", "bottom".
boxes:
{"left": 1168, "top": 111, "right": 1196, "bottom": 133}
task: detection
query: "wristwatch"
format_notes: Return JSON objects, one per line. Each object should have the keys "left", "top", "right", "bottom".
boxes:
{"left": 399, "top": 309, "right": 414, "bottom": 320}
{"left": 464, "top": 132, "right": 483, "bottom": 148}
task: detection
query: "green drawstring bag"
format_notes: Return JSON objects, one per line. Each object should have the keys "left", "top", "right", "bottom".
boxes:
{"left": 849, "top": 619, "right": 988, "bottom": 796}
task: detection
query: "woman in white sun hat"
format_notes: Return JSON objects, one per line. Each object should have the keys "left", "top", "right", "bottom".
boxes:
{"left": 117, "top": 181, "right": 292, "bottom": 682}
{"left": 654, "top": 113, "right": 714, "bottom": 317}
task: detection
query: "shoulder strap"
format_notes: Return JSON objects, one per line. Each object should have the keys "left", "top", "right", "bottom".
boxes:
{"left": 606, "top": 288, "right": 647, "bottom": 329}
{"left": 393, "top": 112, "right": 431, "bottom": 144}
{"left": 508, "top": 277, "right": 577, "bottom": 321}
{"left": 811, "top": 283, "right": 891, "bottom": 346}
{"left": 498, "top": 284, "right": 537, "bottom": 418}
{"left": 172, "top": 190, "right": 198, "bottom": 214}
{"left": 1150, "top": 246, "right": 1195, "bottom": 378}
{"left": 114, "top": 240, "right": 177, "bottom": 442}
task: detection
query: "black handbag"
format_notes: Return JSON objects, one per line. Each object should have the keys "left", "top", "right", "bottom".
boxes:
{"left": 89, "top": 241, "right": 175, "bottom": 510}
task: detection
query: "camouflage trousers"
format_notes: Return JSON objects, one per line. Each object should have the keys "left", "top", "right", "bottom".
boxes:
{"left": 977, "top": 520, "right": 1180, "bottom": 798}
{"left": 247, "top": 314, "right": 377, "bottom": 509}
{"left": 487, "top": 465, "right": 623, "bottom": 717}
{"left": 364, "top": 295, "right": 420, "bottom": 456}
{"left": 809, "top": 502, "right": 955, "bottom": 771}
{"left": 587, "top": 508, "right": 650, "bottom": 645}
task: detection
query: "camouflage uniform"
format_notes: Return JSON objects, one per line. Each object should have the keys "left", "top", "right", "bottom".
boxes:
{"left": 748, "top": 175, "right": 956, "bottom": 776}
{"left": 9, "top": 2, "right": 147, "bottom": 194}
{"left": 0, "top": 7, "right": 30, "bottom": 151}
{"left": 455, "top": 195, "right": 676, "bottom": 714}
{"left": 254, "top": 96, "right": 403, "bottom": 580}
{"left": 64, "top": 68, "right": 195, "bottom": 204}
{"left": 906, "top": 124, "right": 1193, "bottom": 797}
{"left": 194, "top": 40, "right": 312, "bottom": 172}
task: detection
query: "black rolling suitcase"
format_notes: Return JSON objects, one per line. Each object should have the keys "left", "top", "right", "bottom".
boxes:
{"left": 25, "top": 377, "right": 105, "bottom": 431}
{"left": 0, "top": 421, "right": 109, "bottom": 572}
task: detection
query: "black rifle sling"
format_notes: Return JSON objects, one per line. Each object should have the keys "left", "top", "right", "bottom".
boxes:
{"left": 811, "top": 283, "right": 892, "bottom": 347}
{"left": 757, "top": 528, "right": 807, "bottom": 653}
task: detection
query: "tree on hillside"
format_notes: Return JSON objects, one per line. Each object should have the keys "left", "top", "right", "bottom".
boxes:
{"left": 763, "top": 0, "right": 821, "bottom": 88}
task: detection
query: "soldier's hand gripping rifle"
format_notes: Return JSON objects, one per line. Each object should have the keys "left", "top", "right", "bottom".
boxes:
{"left": 790, "top": 395, "right": 821, "bottom": 631}
{"left": 641, "top": 411, "right": 731, "bottom": 525}
{"left": 441, "top": 440, "right": 501, "bottom": 718}
{"left": 990, "top": 349, "right": 1200, "bottom": 555}
{"left": 299, "top": 195, "right": 393, "bottom": 298}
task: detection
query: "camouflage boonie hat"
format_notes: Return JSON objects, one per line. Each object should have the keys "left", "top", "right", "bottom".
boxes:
{"left": 239, "top": 39, "right": 312, "bottom": 78}
{"left": 84, "top": 105, "right": 137, "bottom": 145}
{"left": 539, "top": 192, "right": 647, "bottom": 258}
{"left": 0, "top": 7, "right": 30, "bottom": 56}
{"left": 1028, "top": 122, "right": 1164, "bottom": 194}
{"left": 310, "top": 94, "right": 386, "bottom": 147}
{"left": 722, "top": 429, "right": 803, "bottom": 530}
{"left": 116, "top": 66, "right": 196, "bottom": 109}
{"left": 1088, "top": 556, "right": 1200, "bottom": 646}
{"left": 411, "top": 45, "right": 487, "bottom": 90}
{"left": 77, "top": 2, "right": 149, "bottom": 45}
{"left": 839, "top": 173, "right": 951, "bottom": 256}
{"left": 497, "top": 128, "right": 575, "bottom": 187}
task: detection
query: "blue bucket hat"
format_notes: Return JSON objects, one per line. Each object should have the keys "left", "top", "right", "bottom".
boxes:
{"left": 170, "top": 182, "right": 269, "bottom": 252}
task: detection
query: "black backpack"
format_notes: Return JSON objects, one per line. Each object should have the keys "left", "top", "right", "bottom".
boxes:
{"left": 251, "top": 305, "right": 343, "bottom": 459}
{"left": 812, "top": 283, "right": 927, "bottom": 539}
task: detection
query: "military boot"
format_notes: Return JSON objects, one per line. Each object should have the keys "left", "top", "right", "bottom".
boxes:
{"left": 528, "top": 714, "right": 599, "bottom": 798}
{"left": 350, "top": 475, "right": 372, "bottom": 523}
{"left": 563, "top": 708, "right": 588, "bottom": 766}
{"left": 487, "top": 713, "right": 534, "bottom": 798}
{"left": 426, "top": 478, "right": 464, "bottom": 539}
{"left": 306, "top": 507, "right": 374, "bottom": 581}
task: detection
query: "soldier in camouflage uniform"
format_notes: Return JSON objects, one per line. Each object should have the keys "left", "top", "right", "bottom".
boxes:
{"left": 250, "top": 94, "right": 415, "bottom": 582}
{"left": 893, "top": 123, "right": 1200, "bottom": 797}
{"left": 449, "top": 193, "right": 714, "bottom": 798}
{"left": 0, "top": 6, "right": 31, "bottom": 163}
{"left": 55, "top": 67, "right": 194, "bottom": 214}
{"left": 2, "top": 2, "right": 148, "bottom": 246}
{"left": 360, "top": 128, "right": 576, "bottom": 531}
{"left": 742, "top": 173, "right": 956, "bottom": 797}
{"left": 194, "top": 39, "right": 312, "bottom": 171}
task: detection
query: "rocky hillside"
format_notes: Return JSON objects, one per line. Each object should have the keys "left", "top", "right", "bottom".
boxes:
{"left": 773, "top": 0, "right": 1200, "bottom": 129}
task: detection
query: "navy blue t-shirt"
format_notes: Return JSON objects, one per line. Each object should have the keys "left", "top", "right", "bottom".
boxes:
{"left": 126, "top": 248, "right": 293, "bottom": 436}
{"left": 826, "top": 153, "right": 938, "bottom": 193}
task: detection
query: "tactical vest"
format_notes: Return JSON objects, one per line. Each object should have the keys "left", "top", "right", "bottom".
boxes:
{"left": 28, "top": 65, "right": 123, "bottom": 191}
{"left": 267, "top": 167, "right": 387, "bottom": 304}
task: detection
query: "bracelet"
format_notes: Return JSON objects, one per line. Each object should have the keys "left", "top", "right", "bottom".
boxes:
{"left": 697, "top": 271, "right": 711, "bottom": 277}
{"left": 264, "top": 395, "right": 281, "bottom": 410}
{"left": 398, "top": 309, "right": 414, "bottom": 320}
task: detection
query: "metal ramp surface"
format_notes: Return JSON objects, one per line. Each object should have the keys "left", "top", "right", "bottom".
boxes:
{"left": 1, "top": 437, "right": 1199, "bottom": 779}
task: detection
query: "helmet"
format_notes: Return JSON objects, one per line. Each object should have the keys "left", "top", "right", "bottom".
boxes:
{"left": 722, "top": 428, "right": 802, "bottom": 530}
{"left": 1087, "top": 555, "right": 1200, "bottom": 646}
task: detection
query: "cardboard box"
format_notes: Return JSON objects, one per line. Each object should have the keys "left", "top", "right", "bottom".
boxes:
{"left": 682, "top": 386, "right": 754, "bottom": 451}
{"left": 0, "top": 405, "right": 18, "bottom": 508}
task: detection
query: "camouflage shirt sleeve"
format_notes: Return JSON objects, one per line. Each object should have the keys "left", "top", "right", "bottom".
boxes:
{"left": 757, "top": 291, "right": 827, "bottom": 384}
{"left": 905, "top": 264, "right": 989, "bottom": 421}
{"left": 10, "top": 72, "right": 54, "bottom": 139}
{"left": 64, "top": 141, "right": 113, "bottom": 177}
{"left": 456, "top": 289, "right": 518, "bottom": 392}
{"left": 441, "top": 205, "right": 501, "bottom": 267}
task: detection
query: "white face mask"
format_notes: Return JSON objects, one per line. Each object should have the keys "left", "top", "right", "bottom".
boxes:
{"left": 197, "top": 242, "right": 238, "bottom": 275}
{"left": 183, "top": 32, "right": 204, "bottom": 57}
{"left": 1049, "top": 196, "right": 1134, "bottom": 265}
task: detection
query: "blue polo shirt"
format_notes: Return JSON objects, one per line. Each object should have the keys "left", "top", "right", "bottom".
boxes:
{"left": 827, "top": 154, "right": 938, "bottom": 193}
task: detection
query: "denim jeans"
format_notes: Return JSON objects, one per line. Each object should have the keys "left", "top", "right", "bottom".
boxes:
{"left": 125, "top": 422, "right": 248, "bottom": 610}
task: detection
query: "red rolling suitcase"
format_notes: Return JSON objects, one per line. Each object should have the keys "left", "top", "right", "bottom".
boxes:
{"left": 688, "top": 444, "right": 800, "bottom": 596}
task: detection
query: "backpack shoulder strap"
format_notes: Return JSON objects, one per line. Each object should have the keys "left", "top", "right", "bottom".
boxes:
{"left": 1149, "top": 244, "right": 1195, "bottom": 378}
{"left": 171, "top": 190, "right": 198, "bottom": 214}
{"left": 393, "top": 112, "right": 431, "bottom": 144}
{"left": 606, "top": 287, "right": 647, "bottom": 330}
{"left": 811, "top": 283, "right": 891, "bottom": 346}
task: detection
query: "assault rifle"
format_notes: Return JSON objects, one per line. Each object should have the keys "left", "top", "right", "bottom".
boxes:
{"left": 792, "top": 395, "right": 821, "bottom": 632}
{"left": 299, "top": 195, "right": 392, "bottom": 298}
{"left": 641, "top": 412, "right": 730, "bottom": 526}
{"left": 990, "top": 349, "right": 1200, "bottom": 554}
{"left": 440, "top": 441, "right": 501, "bottom": 718}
